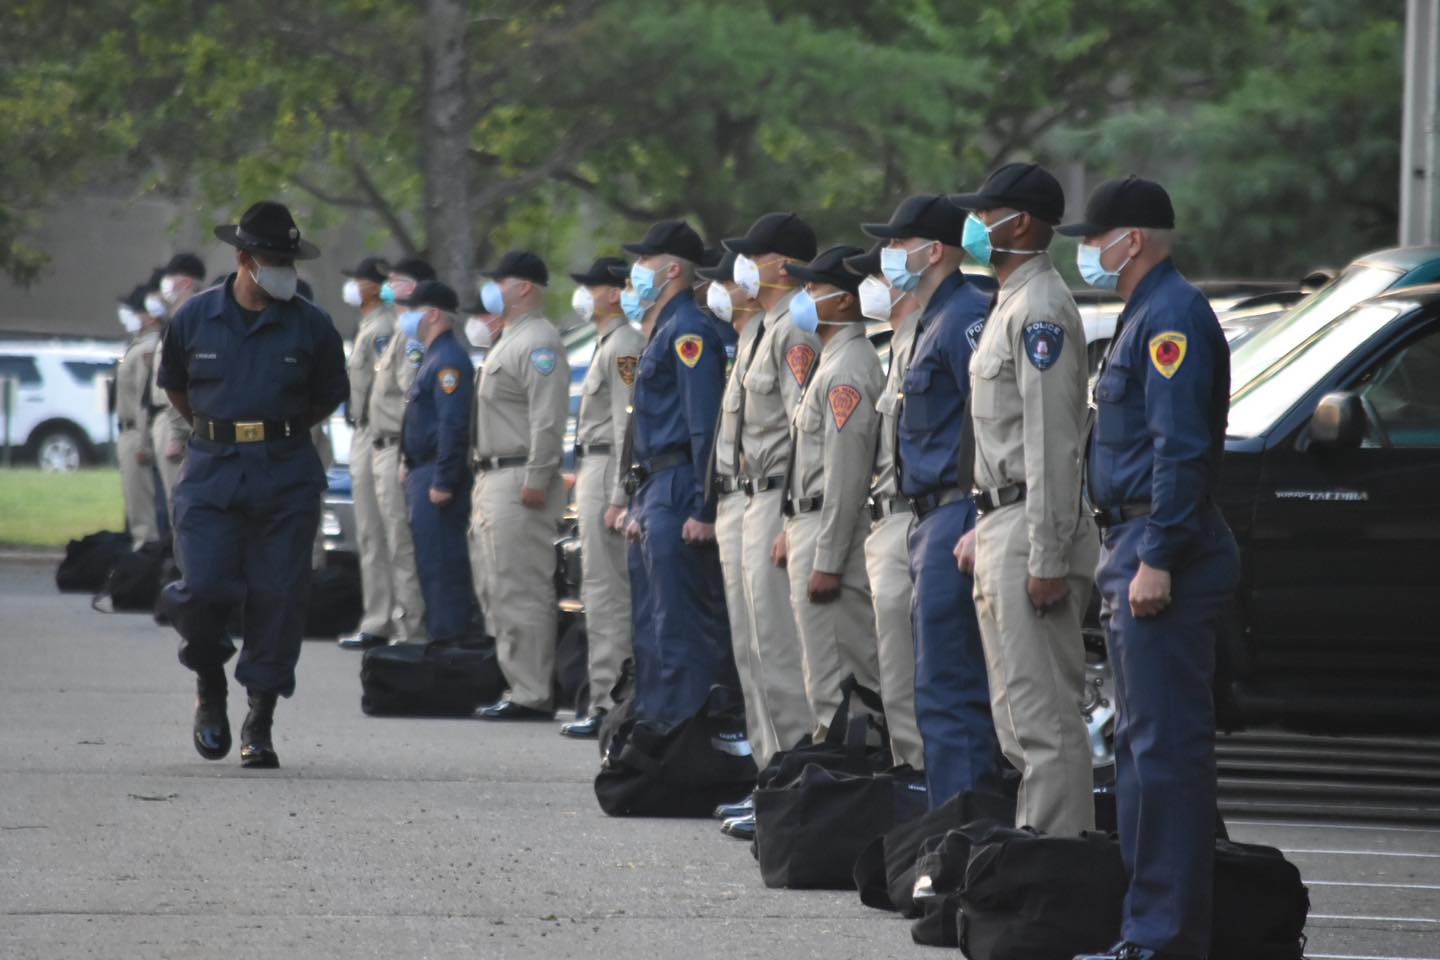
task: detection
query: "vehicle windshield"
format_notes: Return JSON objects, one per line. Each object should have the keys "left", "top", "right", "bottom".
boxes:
{"left": 1229, "top": 263, "right": 1403, "bottom": 395}
{"left": 1226, "top": 302, "right": 1405, "bottom": 439}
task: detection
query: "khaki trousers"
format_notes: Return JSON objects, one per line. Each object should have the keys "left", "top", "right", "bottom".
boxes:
{"left": 785, "top": 510, "right": 880, "bottom": 734}
{"left": 117, "top": 429, "right": 157, "bottom": 548}
{"left": 576, "top": 454, "right": 631, "bottom": 713}
{"left": 973, "top": 503, "right": 1100, "bottom": 835}
{"left": 372, "top": 442, "right": 425, "bottom": 641}
{"left": 717, "top": 488, "right": 774, "bottom": 763}
{"left": 864, "top": 511, "right": 924, "bottom": 770}
{"left": 474, "top": 467, "right": 563, "bottom": 711}
{"left": 349, "top": 427, "right": 395, "bottom": 636}
{"left": 741, "top": 487, "right": 812, "bottom": 752}
{"left": 151, "top": 417, "right": 184, "bottom": 523}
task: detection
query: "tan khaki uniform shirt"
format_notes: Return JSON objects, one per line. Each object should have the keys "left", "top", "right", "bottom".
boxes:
{"left": 789, "top": 323, "right": 885, "bottom": 573}
{"left": 151, "top": 288, "right": 200, "bottom": 447}
{"left": 348, "top": 304, "right": 397, "bottom": 428}
{"left": 715, "top": 316, "right": 766, "bottom": 481}
{"left": 577, "top": 315, "right": 645, "bottom": 506}
{"left": 740, "top": 290, "right": 820, "bottom": 479}
{"left": 117, "top": 328, "right": 160, "bottom": 435}
{"left": 369, "top": 323, "right": 424, "bottom": 438}
{"left": 969, "top": 254, "right": 1089, "bottom": 579}
{"left": 475, "top": 311, "right": 570, "bottom": 491}
{"left": 870, "top": 308, "right": 921, "bottom": 501}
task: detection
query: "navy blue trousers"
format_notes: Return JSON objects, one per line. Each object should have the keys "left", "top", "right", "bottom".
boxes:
{"left": 626, "top": 463, "right": 732, "bottom": 726}
{"left": 1096, "top": 506, "right": 1238, "bottom": 956}
{"left": 404, "top": 464, "right": 476, "bottom": 645}
{"left": 907, "top": 497, "right": 999, "bottom": 806}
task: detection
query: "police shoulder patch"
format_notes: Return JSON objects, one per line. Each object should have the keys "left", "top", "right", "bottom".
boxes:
{"left": 616, "top": 355, "right": 639, "bottom": 386}
{"left": 530, "top": 347, "right": 557, "bottom": 376}
{"left": 785, "top": 343, "right": 816, "bottom": 386}
{"left": 405, "top": 341, "right": 424, "bottom": 366}
{"left": 374, "top": 334, "right": 392, "bottom": 357}
{"left": 828, "top": 384, "right": 862, "bottom": 432}
{"left": 965, "top": 319, "right": 986, "bottom": 353}
{"left": 1022, "top": 321, "right": 1065, "bottom": 371}
{"left": 675, "top": 334, "right": 703, "bottom": 368}
{"left": 1148, "top": 331, "right": 1188, "bottom": 379}
{"left": 438, "top": 367, "right": 460, "bottom": 394}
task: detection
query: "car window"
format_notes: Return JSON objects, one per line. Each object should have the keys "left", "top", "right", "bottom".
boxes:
{"left": 63, "top": 360, "right": 116, "bottom": 385}
{"left": 0, "top": 355, "right": 42, "bottom": 386}
{"left": 1358, "top": 329, "right": 1440, "bottom": 448}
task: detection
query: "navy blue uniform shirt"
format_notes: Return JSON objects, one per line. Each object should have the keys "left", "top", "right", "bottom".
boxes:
{"left": 1087, "top": 259, "right": 1229, "bottom": 570}
{"left": 402, "top": 328, "right": 475, "bottom": 494}
{"left": 631, "top": 290, "right": 725, "bottom": 522}
{"left": 897, "top": 272, "right": 991, "bottom": 498}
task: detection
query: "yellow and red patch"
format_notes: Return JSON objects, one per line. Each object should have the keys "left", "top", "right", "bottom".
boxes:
{"left": 438, "top": 368, "right": 461, "bottom": 394}
{"left": 616, "top": 355, "right": 638, "bottom": 386}
{"left": 828, "top": 384, "right": 862, "bottom": 432}
{"left": 675, "top": 335, "right": 703, "bottom": 368}
{"left": 785, "top": 343, "right": 816, "bottom": 386}
{"left": 1148, "top": 332, "right": 1188, "bottom": 379}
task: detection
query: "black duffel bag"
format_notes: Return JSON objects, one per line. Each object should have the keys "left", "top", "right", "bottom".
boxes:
{"left": 757, "top": 675, "right": 893, "bottom": 790}
{"left": 594, "top": 685, "right": 757, "bottom": 818}
{"left": 306, "top": 561, "right": 363, "bottom": 638}
{"left": 56, "top": 531, "right": 131, "bottom": 593}
{"left": 954, "top": 826, "right": 1127, "bottom": 959}
{"left": 1211, "top": 839, "right": 1309, "bottom": 960}
{"left": 93, "top": 543, "right": 165, "bottom": 612}
{"left": 360, "top": 642, "right": 504, "bottom": 717}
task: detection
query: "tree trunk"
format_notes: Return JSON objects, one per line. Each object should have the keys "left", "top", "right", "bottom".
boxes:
{"left": 422, "top": 0, "right": 475, "bottom": 300}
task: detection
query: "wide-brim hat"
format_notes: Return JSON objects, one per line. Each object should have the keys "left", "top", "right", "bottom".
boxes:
{"left": 214, "top": 200, "right": 320, "bottom": 261}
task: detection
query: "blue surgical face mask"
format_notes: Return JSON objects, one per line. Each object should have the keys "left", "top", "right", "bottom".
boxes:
{"left": 620, "top": 287, "right": 646, "bottom": 323}
{"left": 480, "top": 280, "right": 506, "bottom": 316}
{"left": 630, "top": 262, "right": 668, "bottom": 305}
{"left": 789, "top": 288, "right": 846, "bottom": 334}
{"left": 1076, "top": 231, "right": 1133, "bottom": 290}
{"left": 398, "top": 308, "right": 427, "bottom": 341}
{"left": 880, "top": 241, "right": 934, "bottom": 293}
{"left": 960, "top": 211, "right": 1022, "bottom": 266}
{"left": 379, "top": 282, "right": 396, "bottom": 304}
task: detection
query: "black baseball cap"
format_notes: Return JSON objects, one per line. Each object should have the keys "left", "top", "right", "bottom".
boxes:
{"left": 1057, "top": 176, "right": 1175, "bottom": 237}
{"left": 697, "top": 250, "right": 738, "bottom": 283}
{"left": 390, "top": 257, "right": 436, "bottom": 282}
{"left": 163, "top": 253, "right": 206, "bottom": 279}
{"left": 118, "top": 285, "right": 149, "bottom": 311}
{"left": 949, "top": 162, "right": 1065, "bottom": 225}
{"left": 784, "top": 244, "right": 867, "bottom": 296}
{"left": 699, "top": 246, "right": 724, "bottom": 270}
{"left": 622, "top": 220, "right": 705, "bottom": 263}
{"left": 483, "top": 250, "right": 549, "bottom": 286}
{"left": 569, "top": 255, "right": 628, "bottom": 288}
{"left": 342, "top": 255, "right": 392, "bottom": 284}
{"left": 843, "top": 242, "right": 885, "bottom": 278}
{"left": 722, "top": 212, "right": 817, "bottom": 261}
{"left": 397, "top": 280, "right": 460, "bottom": 312}
{"left": 862, "top": 194, "right": 965, "bottom": 246}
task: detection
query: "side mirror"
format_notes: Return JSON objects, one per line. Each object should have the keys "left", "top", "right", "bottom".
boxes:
{"left": 1309, "top": 391, "right": 1363, "bottom": 449}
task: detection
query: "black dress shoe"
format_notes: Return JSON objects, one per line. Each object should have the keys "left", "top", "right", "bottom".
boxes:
{"left": 559, "top": 710, "right": 605, "bottom": 739}
{"left": 193, "top": 670, "right": 231, "bottom": 761}
{"left": 713, "top": 793, "right": 754, "bottom": 820}
{"left": 338, "top": 631, "right": 388, "bottom": 650}
{"left": 720, "top": 813, "right": 756, "bottom": 841}
{"left": 477, "top": 699, "right": 555, "bottom": 721}
{"left": 239, "top": 692, "right": 280, "bottom": 769}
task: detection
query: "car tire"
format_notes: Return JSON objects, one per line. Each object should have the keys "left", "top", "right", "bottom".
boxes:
{"left": 31, "top": 424, "right": 86, "bottom": 472}
{"left": 1082, "top": 624, "right": 1118, "bottom": 786}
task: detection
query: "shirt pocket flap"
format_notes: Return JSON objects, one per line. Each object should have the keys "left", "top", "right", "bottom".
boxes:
{"left": 1094, "top": 365, "right": 1130, "bottom": 403}
{"left": 901, "top": 366, "right": 932, "bottom": 396}
{"left": 187, "top": 356, "right": 224, "bottom": 381}
{"left": 971, "top": 351, "right": 1004, "bottom": 380}
{"left": 743, "top": 365, "right": 778, "bottom": 394}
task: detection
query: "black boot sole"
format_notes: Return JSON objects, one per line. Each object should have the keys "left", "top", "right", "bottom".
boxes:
{"left": 194, "top": 731, "right": 231, "bottom": 761}
{"left": 240, "top": 746, "right": 279, "bottom": 769}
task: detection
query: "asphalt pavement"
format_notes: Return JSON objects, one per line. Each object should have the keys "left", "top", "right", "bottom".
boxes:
{"left": 2, "top": 554, "right": 1438, "bottom": 960}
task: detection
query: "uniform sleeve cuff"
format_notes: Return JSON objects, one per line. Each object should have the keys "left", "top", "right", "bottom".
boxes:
{"left": 812, "top": 547, "right": 845, "bottom": 576}
{"left": 525, "top": 467, "right": 554, "bottom": 491}
{"left": 1027, "top": 551, "right": 1069, "bottom": 580}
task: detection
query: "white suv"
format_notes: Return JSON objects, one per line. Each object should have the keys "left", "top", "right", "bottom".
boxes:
{"left": 0, "top": 338, "right": 124, "bottom": 470}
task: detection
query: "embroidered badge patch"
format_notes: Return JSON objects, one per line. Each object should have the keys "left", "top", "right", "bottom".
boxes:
{"left": 676, "top": 334, "right": 703, "bottom": 368}
{"left": 1149, "top": 332, "right": 1188, "bottom": 379}
{"left": 374, "top": 335, "right": 392, "bottom": 357}
{"left": 828, "top": 384, "right": 862, "bottom": 432}
{"left": 785, "top": 343, "right": 816, "bottom": 385}
{"left": 439, "top": 368, "right": 460, "bottom": 394}
{"left": 616, "top": 355, "right": 639, "bottom": 386}
{"left": 1023, "top": 322, "right": 1065, "bottom": 371}
{"left": 530, "top": 347, "right": 557, "bottom": 376}
{"left": 406, "top": 341, "right": 424, "bottom": 367}
{"left": 965, "top": 319, "right": 986, "bottom": 353}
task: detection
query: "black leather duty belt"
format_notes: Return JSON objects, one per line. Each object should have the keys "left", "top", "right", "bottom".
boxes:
{"left": 118, "top": 419, "right": 138, "bottom": 431}
{"left": 868, "top": 496, "right": 911, "bottom": 522}
{"left": 974, "top": 482, "right": 1027, "bottom": 516}
{"left": 624, "top": 449, "right": 691, "bottom": 495}
{"left": 782, "top": 495, "right": 823, "bottom": 517}
{"left": 713, "top": 475, "right": 744, "bottom": 496}
{"left": 742, "top": 474, "right": 786, "bottom": 498}
{"left": 575, "top": 442, "right": 613, "bottom": 459}
{"left": 474, "top": 454, "right": 528, "bottom": 472}
{"left": 1093, "top": 501, "right": 1153, "bottom": 530}
{"left": 192, "top": 414, "right": 303, "bottom": 444}
{"left": 908, "top": 487, "right": 969, "bottom": 521}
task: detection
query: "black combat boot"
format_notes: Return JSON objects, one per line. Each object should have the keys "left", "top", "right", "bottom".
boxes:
{"left": 193, "top": 668, "right": 231, "bottom": 761}
{"left": 239, "top": 691, "right": 280, "bottom": 769}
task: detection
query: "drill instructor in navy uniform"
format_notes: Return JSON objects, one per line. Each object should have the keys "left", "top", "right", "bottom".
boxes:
{"left": 157, "top": 201, "right": 347, "bottom": 770}
{"left": 1065, "top": 177, "right": 1239, "bottom": 960}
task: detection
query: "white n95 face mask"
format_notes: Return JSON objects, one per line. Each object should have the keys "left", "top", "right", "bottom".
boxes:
{"left": 251, "top": 263, "right": 298, "bottom": 302}
{"left": 859, "top": 275, "right": 897, "bottom": 322}
{"left": 117, "top": 306, "right": 143, "bottom": 333}
{"left": 733, "top": 254, "right": 761, "bottom": 299}
{"left": 706, "top": 282, "right": 734, "bottom": 322}
{"left": 571, "top": 286, "right": 595, "bottom": 322}
{"left": 465, "top": 316, "right": 494, "bottom": 349}
{"left": 342, "top": 279, "right": 363, "bottom": 307}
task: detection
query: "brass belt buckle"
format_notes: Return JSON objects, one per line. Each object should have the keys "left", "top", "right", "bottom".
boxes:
{"left": 234, "top": 421, "right": 265, "bottom": 443}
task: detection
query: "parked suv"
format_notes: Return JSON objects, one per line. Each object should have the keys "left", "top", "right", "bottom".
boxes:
{"left": 0, "top": 338, "right": 123, "bottom": 470}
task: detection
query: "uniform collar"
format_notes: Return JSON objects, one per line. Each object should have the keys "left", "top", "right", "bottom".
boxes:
{"left": 595, "top": 314, "right": 625, "bottom": 341}
{"left": 919, "top": 270, "right": 967, "bottom": 327}
{"left": 1120, "top": 257, "right": 1179, "bottom": 321}
{"left": 994, "top": 253, "right": 1054, "bottom": 312}
{"left": 656, "top": 289, "right": 696, "bottom": 329}
{"left": 765, "top": 288, "right": 798, "bottom": 325}
{"left": 505, "top": 309, "right": 543, "bottom": 331}
{"left": 820, "top": 320, "right": 865, "bottom": 356}
{"left": 217, "top": 274, "right": 290, "bottom": 336}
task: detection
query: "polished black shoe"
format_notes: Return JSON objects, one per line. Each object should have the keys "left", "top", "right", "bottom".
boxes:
{"left": 192, "top": 670, "right": 231, "bottom": 761}
{"left": 559, "top": 710, "right": 605, "bottom": 739}
{"left": 713, "top": 793, "right": 754, "bottom": 820}
{"left": 478, "top": 699, "right": 555, "bottom": 721}
{"left": 338, "top": 631, "right": 388, "bottom": 650}
{"left": 239, "top": 692, "right": 280, "bottom": 769}
{"left": 1075, "top": 943, "right": 1200, "bottom": 960}
{"left": 720, "top": 813, "right": 756, "bottom": 841}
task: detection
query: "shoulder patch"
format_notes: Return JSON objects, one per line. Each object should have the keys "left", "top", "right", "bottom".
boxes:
{"left": 675, "top": 334, "right": 703, "bottom": 368}
{"left": 965, "top": 319, "right": 986, "bottom": 353}
{"left": 530, "top": 347, "right": 557, "bottom": 376}
{"left": 438, "top": 368, "right": 461, "bottom": 394}
{"left": 1023, "top": 321, "right": 1065, "bottom": 371}
{"left": 1148, "top": 331, "right": 1188, "bottom": 379}
{"left": 828, "top": 384, "right": 862, "bottom": 432}
{"left": 616, "top": 355, "right": 639, "bottom": 386}
{"left": 405, "top": 340, "right": 424, "bottom": 367}
{"left": 785, "top": 343, "right": 816, "bottom": 386}
{"left": 374, "top": 334, "right": 391, "bottom": 357}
